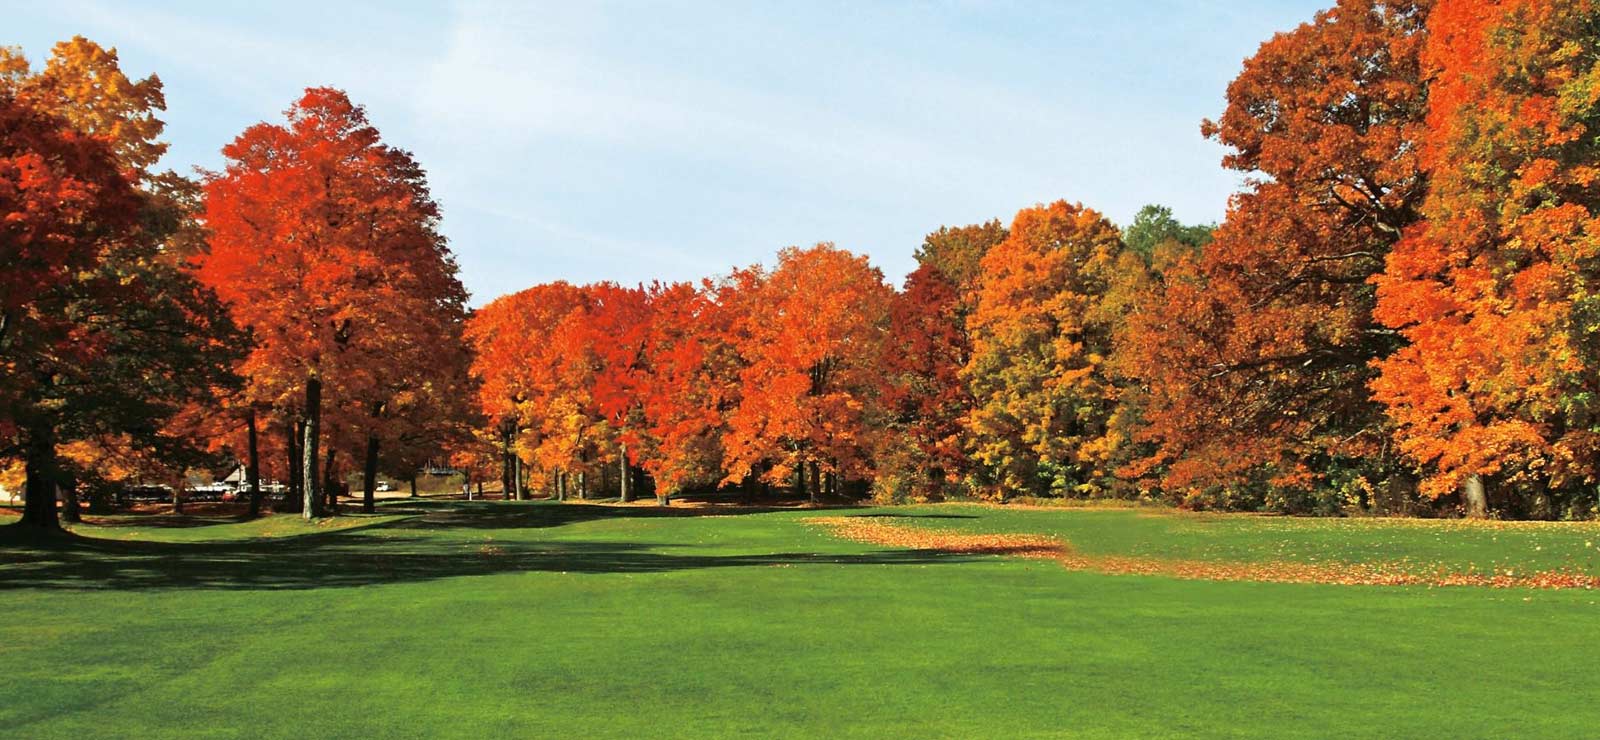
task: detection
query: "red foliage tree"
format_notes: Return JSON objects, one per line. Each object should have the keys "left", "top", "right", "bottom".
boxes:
{"left": 199, "top": 87, "right": 466, "bottom": 518}
{"left": 1116, "top": 0, "right": 1428, "bottom": 512}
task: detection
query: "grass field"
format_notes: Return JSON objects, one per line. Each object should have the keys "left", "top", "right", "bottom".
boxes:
{"left": 3, "top": 501, "right": 1598, "bottom": 738}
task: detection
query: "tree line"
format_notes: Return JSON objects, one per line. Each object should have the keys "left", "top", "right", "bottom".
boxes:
{"left": 5, "top": 0, "right": 1599, "bottom": 528}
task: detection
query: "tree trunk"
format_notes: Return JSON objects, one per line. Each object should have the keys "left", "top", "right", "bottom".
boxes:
{"left": 410, "top": 475, "right": 418, "bottom": 499}
{"left": 514, "top": 455, "right": 526, "bottom": 501}
{"left": 323, "top": 447, "right": 338, "bottom": 514}
{"left": 579, "top": 469, "right": 587, "bottom": 500}
{"left": 362, "top": 432, "right": 380, "bottom": 514}
{"left": 173, "top": 483, "right": 184, "bottom": 515}
{"left": 246, "top": 409, "right": 263, "bottom": 519}
{"left": 283, "top": 420, "right": 303, "bottom": 513}
{"left": 302, "top": 375, "right": 322, "bottom": 520}
{"left": 20, "top": 420, "right": 61, "bottom": 530}
{"left": 59, "top": 476, "right": 81, "bottom": 524}
{"left": 1461, "top": 474, "right": 1487, "bottom": 518}
{"left": 809, "top": 460, "right": 821, "bottom": 505}
{"left": 620, "top": 443, "right": 631, "bottom": 503}
{"left": 476, "top": 481, "right": 483, "bottom": 499}
{"left": 500, "top": 423, "right": 515, "bottom": 500}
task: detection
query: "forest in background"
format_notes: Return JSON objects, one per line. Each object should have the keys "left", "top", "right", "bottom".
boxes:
{"left": 7, "top": 0, "right": 1600, "bottom": 527}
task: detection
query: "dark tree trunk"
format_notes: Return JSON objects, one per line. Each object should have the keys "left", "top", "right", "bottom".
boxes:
{"left": 20, "top": 420, "right": 61, "bottom": 530}
{"left": 476, "top": 480, "right": 483, "bottom": 498}
{"left": 302, "top": 376, "right": 322, "bottom": 520}
{"left": 500, "top": 424, "right": 514, "bottom": 500}
{"left": 246, "top": 409, "right": 263, "bottom": 519}
{"left": 809, "top": 461, "right": 821, "bottom": 504}
{"left": 514, "top": 455, "right": 526, "bottom": 501}
{"left": 173, "top": 485, "right": 184, "bottom": 515}
{"left": 87, "top": 487, "right": 112, "bottom": 515}
{"left": 59, "top": 476, "right": 81, "bottom": 524}
{"left": 362, "top": 432, "right": 380, "bottom": 514}
{"left": 322, "top": 447, "right": 338, "bottom": 514}
{"left": 409, "top": 475, "right": 418, "bottom": 498}
{"left": 794, "top": 464, "right": 806, "bottom": 502}
{"left": 619, "top": 442, "right": 631, "bottom": 503}
{"left": 282, "top": 420, "right": 303, "bottom": 514}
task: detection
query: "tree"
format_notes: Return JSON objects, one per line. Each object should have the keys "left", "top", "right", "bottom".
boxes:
{"left": 721, "top": 245, "right": 893, "bottom": 502}
{"left": 913, "top": 219, "right": 1008, "bottom": 292}
{"left": 199, "top": 87, "right": 464, "bottom": 519}
{"left": 1116, "top": 0, "right": 1428, "bottom": 511}
{"left": 464, "top": 282, "right": 591, "bottom": 499}
{"left": 0, "top": 37, "right": 167, "bottom": 173}
{"left": 586, "top": 283, "right": 651, "bottom": 502}
{"left": 1121, "top": 204, "right": 1212, "bottom": 265}
{"left": 876, "top": 264, "right": 972, "bottom": 500}
{"left": 964, "top": 201, "right": 1128, "bottom": 499}
{"left": 1372, "top": 0, "right": 1600, "bottom": 518}
{"left": 633, "top": 281, "right": 739, "bottom": 504}
{"left": 1, "top": 40, "right": 242, "bottom": 531}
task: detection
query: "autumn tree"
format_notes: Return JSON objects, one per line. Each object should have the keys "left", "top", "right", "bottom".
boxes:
{"left": 721, "top": 245, "right": 893, "bottom": 502}
{"left": 199, "top": 87, "right": 466, "bottom": 519}
{"left": 633, "top": 281, "right": 740, "bottom": 504}
{"left": 586, "top": 283, "right": 652, "bottom": 502}
{"left": 464, "top": 282, "right": 591, "bottom": 499}
{"left": 913, "top": 219, "right": 1008, "bottom": 293}
{"left": 876, "top": 264, "right": 971, "bottom": 500}
{"left": 1372, "top": 0, "right": 1600, "bottom": 518}
{"left": 1116, "top": 0, "right": 1428, "bottom": 512}
{"left": 0, "top": 43, "right": 243, "bottom": 530}
{"left": 962, "top": 201, "right": 1127, "bottom": 499}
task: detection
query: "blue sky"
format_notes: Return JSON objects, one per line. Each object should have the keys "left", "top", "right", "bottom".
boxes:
{"left": 13, "top": 1, "right": 1327, "bottom": 304}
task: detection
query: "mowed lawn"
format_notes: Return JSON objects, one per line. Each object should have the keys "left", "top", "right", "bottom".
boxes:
{"left": 2, "top": 501, "right": 1598, "bottom": 738}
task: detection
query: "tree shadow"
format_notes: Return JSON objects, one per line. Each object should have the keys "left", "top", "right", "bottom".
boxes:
{"left": 384, "top": 500, "right": 857, "bottom": 532}
{"left": 0, "top": 501, "right": 985, "bottom": 592}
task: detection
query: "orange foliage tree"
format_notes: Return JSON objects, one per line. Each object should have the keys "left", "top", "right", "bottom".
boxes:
{"left": 631, "top": 281, "right": 740, "bottom": 503}
{"left": 721, "top": 244, "right": 893, "bottom": 502}
{"left": 1372, "top": 0, "right": 1600, "bottom": 517}
{"left": 963, "top": 201, "right": 1128, "bottom": 499}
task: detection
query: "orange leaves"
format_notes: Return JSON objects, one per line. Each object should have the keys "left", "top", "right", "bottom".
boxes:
{"left": 1115, "top": 2, "right": 1427, "bottom": 506}
{"left": 198, "top": 87, "right": 469, "bottom": 486}
{"left": 964, "top": 201, "right": 1126, "bottom": 499}
{"left": 722, "top": 244, "right": 894, "bottom": 488}
{"left": 1371, "top": 0, "right": 1600, "bottom": 504}
{"left": 806, "top": 515, "right": 1600, "bottom": 590}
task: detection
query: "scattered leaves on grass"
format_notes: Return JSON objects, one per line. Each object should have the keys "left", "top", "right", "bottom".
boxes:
{"left": 805, "top": 517, "right": 1600, "bottom": 590}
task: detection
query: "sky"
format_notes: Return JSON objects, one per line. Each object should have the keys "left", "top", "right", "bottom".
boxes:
{"left": 12, "top": 0, "right": 1329, "bottom": 305}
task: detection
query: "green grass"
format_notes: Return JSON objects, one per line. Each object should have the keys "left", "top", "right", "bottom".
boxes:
{"left": 2, "top": 500, "right": 1597, "bottom": 738}
{"left": 900, "top": 504, "right": 1600, "bottom": 575}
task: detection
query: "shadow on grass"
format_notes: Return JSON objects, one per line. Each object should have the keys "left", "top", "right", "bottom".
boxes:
{"left": 0, "top": 500, "right": 982, "bottom": 592}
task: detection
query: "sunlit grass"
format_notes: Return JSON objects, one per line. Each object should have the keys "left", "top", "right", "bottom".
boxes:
{"left": 1, "top": 501, "right": 1597, "bottom": 738}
